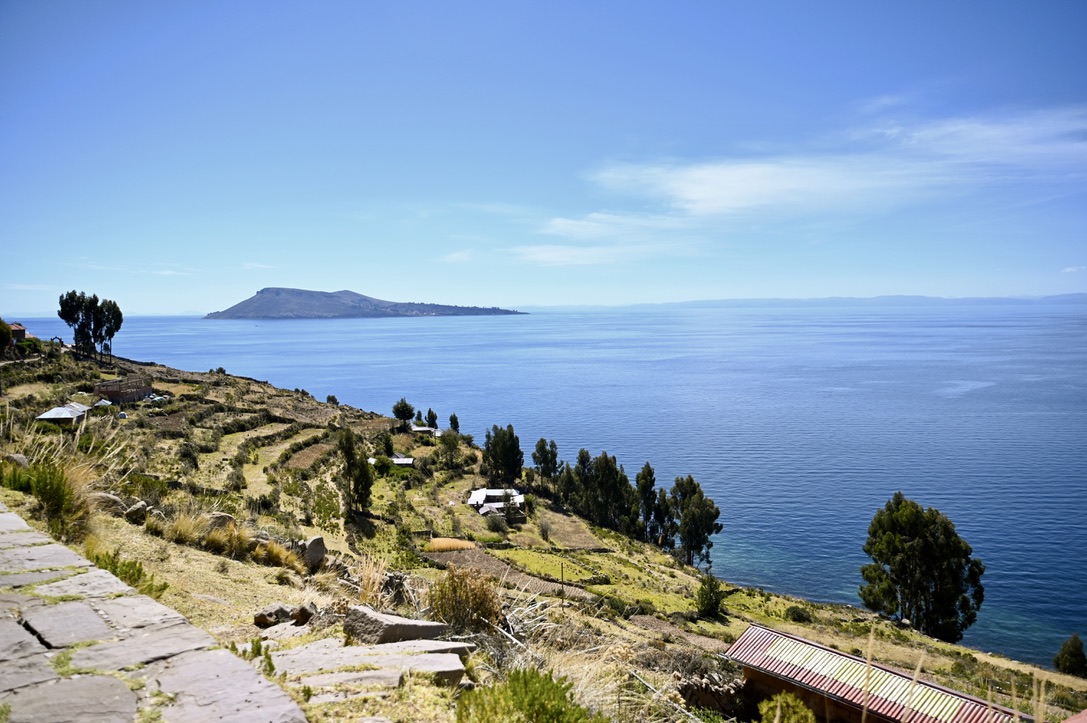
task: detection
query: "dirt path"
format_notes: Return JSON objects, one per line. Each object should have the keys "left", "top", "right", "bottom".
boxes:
{"left": 629, "top": 614, "right": 733, "bottom": 654}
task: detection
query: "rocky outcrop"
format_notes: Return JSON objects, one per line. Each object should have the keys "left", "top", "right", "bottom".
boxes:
{"left": 343, "top": 605, "right": 447, "bottom": 645}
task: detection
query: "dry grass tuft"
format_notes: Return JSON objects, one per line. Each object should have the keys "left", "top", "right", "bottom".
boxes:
{"left": 352, "top": 553, "right": 388, "bottom": 606}
{"left": 252, "top": 540, "right": 305, "bottom": 573}
{"left": 165, "top": 509, "right": 210, "bottom": 545}
{"left": 204, "top": 523, "right": 255, "bottom": 560}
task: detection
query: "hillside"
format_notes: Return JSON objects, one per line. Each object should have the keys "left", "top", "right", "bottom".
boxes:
{"left": 205, "top": 287, "right": 525, "bottom": 319}
{"left": 1, "top": 352, "right": 1084, "bottom": 722}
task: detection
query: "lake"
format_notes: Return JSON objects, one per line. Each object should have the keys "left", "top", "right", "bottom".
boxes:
{"left": 19, "top": 303, "right": 1087, "bottom": 666}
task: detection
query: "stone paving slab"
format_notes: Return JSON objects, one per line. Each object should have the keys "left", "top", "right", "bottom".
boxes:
{"left": 21, "top": 600, "right": 114, "bottom": 648}
{"left": 145, "top": 649, "right": 308, "bottom": 723}
{"left": 70, "top": 620, "right": 216, "bottom": 671}
{"left": 272, "top": 638, "right": 466, "bottom": 685}
{"left": 34, "top": 568, "right": 134, "bottom": 598}
{"left": 0, "top": 674, "right": 138, "bottom": 722}
{"left": 0, "top": 529, "right": 52, "bottom": 550}
{"left": 0, "top": 505, "right": 309, "bottom": 723}
{"left": 0, "top": 568, "right": 80, "bottom": 590}
{"left": 0, "top": 543, "right": 91, "bottom": 572}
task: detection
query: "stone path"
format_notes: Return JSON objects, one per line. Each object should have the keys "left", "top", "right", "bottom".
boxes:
{"left": 0, "top": 501, "right": 307, "bottom": 722}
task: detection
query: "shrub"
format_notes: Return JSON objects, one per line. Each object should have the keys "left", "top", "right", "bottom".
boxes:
{"left": 694, "top": 573, "right": 726, "bottom": 618}
{"left": 456, "top": 668, "right": 606, "bottom": 723}
{"left": 428, "top": 565, "right": 503, "bottom": 634}
{"left": 0, "top": 463, "right": 32, "bottom": 493}
{"left": 30, "top": 462, "right": 89, "bottom": 541}
{"left": 784, "top": 605, "right": 813, "bottom": 624}
{"left": 758, "top": 691, "right": 815, "bottom": 723}
{"left": 538, "top": 518, "right": 552, "bottom": 542}
{"left": 88, "top": 544, "right": 168, "bottom": 599}
{"left": 1055, "top": 633, "right": 1087, "bottom": 678}
{"left": 485, "top": 514, "right": 509, "bottom": 535}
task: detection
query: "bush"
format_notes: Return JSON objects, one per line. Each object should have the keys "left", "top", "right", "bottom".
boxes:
{"left": 485, "top": 514, "right": 509, "bottom": 535}
{"left": 694, "top": 573, "right": 726, "bottom": 618}
{"left": 538, "top": 518, "right": 552, "bottom": 543}
{"left": 758, "top": 692, "right": 815, "bottom": 723}
{"left": 784, "top": 605, "right": 813, "bottom": 623}
{"left": 1055, "top": 633, "right": 1087, "bottom": 678}
{"left": 88, "top": 545, "right": 168, "bottom": 599}
{"left": 428, "top": 565, "right": 503, "bottom": 634}
{"left": 203, "top": 523, "right": 254, "bottom": 560}
{"left": 30, "top": 463, "right": 89, "bottom": 541}
{"left": 0, "top": 463, "right": 32, "bottom": 493}
{"left": 456, "top": 668, "right": 606, "bottom": 723}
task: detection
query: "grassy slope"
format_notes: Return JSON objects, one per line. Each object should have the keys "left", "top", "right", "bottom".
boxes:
{"left": 2, "top": 353, "right": 1083, "bottom": 721}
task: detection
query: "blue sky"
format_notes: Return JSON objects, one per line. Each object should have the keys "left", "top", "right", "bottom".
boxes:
{"left": 2, "top": 1, "right": 1085, "bottom": 315}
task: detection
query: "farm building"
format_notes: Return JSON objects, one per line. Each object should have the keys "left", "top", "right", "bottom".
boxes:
{"left": 727, "top": 625, "right": 1026, "bottom": 723}
{"left": 94, "top": 375, "right": 153, "bottom": 404}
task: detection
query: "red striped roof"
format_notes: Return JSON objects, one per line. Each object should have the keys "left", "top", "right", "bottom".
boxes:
{"left": 728, "top": 625, "right": 1025, "bottom": 723}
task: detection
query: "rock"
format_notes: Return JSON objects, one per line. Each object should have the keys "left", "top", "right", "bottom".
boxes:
{"left": 343, "top": 605, "right": 447, "bottom": 645}
{"left": 89, "top": 492, "right": 127, "bottom": 516}
{"left": 303, "top": 536, "right": 326, "bottom": 572}
{"left": 254, "top": 602, "right": 293, "bottom": 628}
{"left": 20, "top": 600, "right": 113, "bottom": 648}
{"left": 291, "top": 601, "right": 317, "bottom": 625}
{"left": 69, "top": 621, "right": 214, "bottom": 671}
{"left": 124, "top": 500, "right": 148, "bottom": 524}
{"left": 35, "top": 568, "right": 132, "bottom": 599}
{"left": 2, "top": 453, "right": 28, "bottom": 469}
{"left": 208, "top": 512, "right": 235, "bottom": 529}
{"left": 0, "top": 675, "right": 137, "bottom": 721}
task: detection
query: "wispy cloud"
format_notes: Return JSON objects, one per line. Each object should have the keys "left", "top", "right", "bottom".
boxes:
{"left": 1062, "top": 266, "right": 1086, "bottom": 273}
{"left": 3, "top": 283, "right": 52, "bottom": 291}
{"left": 442, "top": 250, "right": 476, "bottom": 263}
{"left": 243, "top": 262, "right": 275, "bottom": 270}
{"left": 153, "top": 269, "right": 190, "bottom": 277}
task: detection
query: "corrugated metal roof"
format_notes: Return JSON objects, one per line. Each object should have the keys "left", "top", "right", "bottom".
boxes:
{"left": 727, "top": 625, "right": 1024, "bottom": 723}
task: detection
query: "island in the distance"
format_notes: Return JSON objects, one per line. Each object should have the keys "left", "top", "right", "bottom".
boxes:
{"left": 205, "top": 287, "right": 525, "bottom": 319}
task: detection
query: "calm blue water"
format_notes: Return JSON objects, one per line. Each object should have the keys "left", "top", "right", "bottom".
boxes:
{"left": 19, "top": 305, "right": 1087, "bottom": 666}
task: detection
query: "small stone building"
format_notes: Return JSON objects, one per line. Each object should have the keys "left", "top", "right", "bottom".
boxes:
{"left": 94, "top": 375, "right": 153, "bottom": 404}
{"left": 727, "top": 625, "right": 1025, "bottom": 723}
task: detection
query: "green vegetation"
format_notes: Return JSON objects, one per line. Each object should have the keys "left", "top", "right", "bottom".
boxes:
{"left": 88, "top": 544, "right": 168, "bottom": 599}
{"left": 1055, "top": 633, "right": 1087, "bottom": 678}
{"left": 483, "top": 423, "right": 523, "bottom": 486}
{"left": 758, "top": 691, "right": 815, "bottom": 723}
{"left": 392, "top": 397, "right": 414, "bottom": 429}
{"left": 860, "top": 491, "right": 984, "bottom": 643}
{"left": 456, "top": 668, "right": 607, "bottom": 723}
{"left": 694, "top": 572, "right": 726, "bottom": 618}
{"left": 427, "top": 565, "right": 503, "bottom": 634}
{"left": 57, "top": 289, "right": 123, "bottom": 359}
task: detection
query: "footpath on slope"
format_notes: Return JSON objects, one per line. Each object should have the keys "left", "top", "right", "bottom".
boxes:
{"left": 0, "top": 501, "right": 307, "bottom": 723}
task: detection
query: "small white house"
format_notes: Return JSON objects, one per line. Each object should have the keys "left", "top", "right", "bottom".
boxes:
{"left": 36, "top": 402, "right": 91, "bottom": 425}
{"left": 410, "top": 424, "right": 442, "bottom": 437}
{"left": 367, "top": 452, "right": 415, "bottom": 467}
{"left": 466, "top": 488, "right": 525, "bottom": 515}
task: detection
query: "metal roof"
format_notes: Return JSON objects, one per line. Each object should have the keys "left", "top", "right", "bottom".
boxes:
{"left": 727, "top": 625, "right": 1024, "bottom": 723}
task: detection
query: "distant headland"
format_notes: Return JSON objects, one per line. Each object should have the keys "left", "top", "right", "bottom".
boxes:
{"left": 204, "top": 288, "right": 525, "bottom": 320}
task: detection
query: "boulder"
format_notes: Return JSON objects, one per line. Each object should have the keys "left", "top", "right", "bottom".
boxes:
{"left": 291, "top": 601, "right": 317, "bottom": 626}
{"left": 3, "top": 453, "right": 29, "bottom": 469}
{"left": 254, "top": 602, "right": 293, "bottom": 629}
{"left": 303, "top": 536, "right": 326, "bottom": 572}
{"left": 123, "top": 500, "right": 148, "bottom": 524}
{"left": 343, "top": 605, "right": 447, "bottom": 644}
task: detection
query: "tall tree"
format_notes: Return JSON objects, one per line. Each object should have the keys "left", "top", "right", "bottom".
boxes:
{"left": 448, "top": 413, "right": 460, "bottom": 433}
{"left": 1054, "top": 634, "right": 1087, "bottom": 678}
{"left": 425, "top": 408, "right": 438, "bottom": 429}
{"left": 483, "top": 424, "right": 523, "bottom": 486}
{"left": 635, "top": 462, "right": 657, "bottom": 542}
{"left": 337, "top": 428, "right": 373, "bottom": 516}
{"left": 532, "top": 438, "right": 559, "bottom": 486}
{"left": 0, "top": 319, "right": 11, "bottom": 359}
{"left": 670, "top": 475, "right": 723, "bottom": 568}
{"left": 57, "top": 290, "right": 123, "bottom": 359}
{"left": 651, "top": 488, "right": 677, "bottom": 550}
{"left": 391, "top": 398, "right": 415, "bottom": 430}
{"left": 859, "top": 492, "right": 985, "bottom": 643}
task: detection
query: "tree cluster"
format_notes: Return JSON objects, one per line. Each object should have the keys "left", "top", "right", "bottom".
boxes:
{"left": 859, "top": 491, "right": 985, "bottom": 643}
{"left": 529, "top": 435, "right": 723, "bottom": 569}
{"left": 337, "top": 428, "right": 373, "bottom": 517}
{"left": 57, "top": 290, "right": 123, "bottom": 359}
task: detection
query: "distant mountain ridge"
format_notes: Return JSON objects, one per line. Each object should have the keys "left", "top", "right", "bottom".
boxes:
{"left": 205, "top": 288, "right": 525, "bottom": 319}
